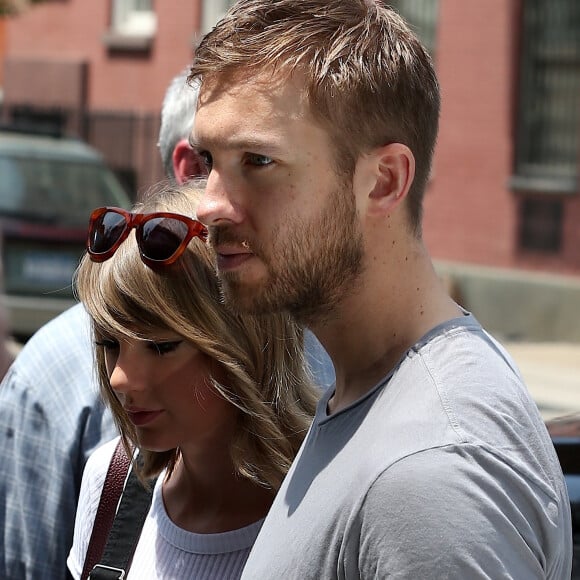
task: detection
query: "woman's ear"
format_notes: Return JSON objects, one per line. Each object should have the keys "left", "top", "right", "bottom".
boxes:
{"left": 367, "top": 143, "right": 415, "bottom": 213}
{"left": 172, "top": 139, "right": 207, "bottom": 185}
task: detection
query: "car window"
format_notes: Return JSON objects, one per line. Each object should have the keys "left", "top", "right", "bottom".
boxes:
{"left": 0, "top": 154, "right": 130, "bottom": 219}
{"left": 0, "top": 157, "right": 27, "bottom": 211}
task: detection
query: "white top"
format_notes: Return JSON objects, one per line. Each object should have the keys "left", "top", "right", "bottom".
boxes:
{"left": 68, "top": 438, "right": 264, "bottom": 579}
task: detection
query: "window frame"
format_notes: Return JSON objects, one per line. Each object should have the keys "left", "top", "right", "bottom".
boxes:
{"left": 389, "top": 0, "right": 439, "bottom": 60}
{"left": 104, "top": 0, "right": 157, "bottom": 51}
{"left": 512, "top": 0, "right": 580, "bottom": 195}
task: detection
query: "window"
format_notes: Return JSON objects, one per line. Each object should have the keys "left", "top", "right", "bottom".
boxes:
{"left": 389, "top": 0, "right": 440, "bottom": 59}
{"left": 201, "top": 0, "right": 235, "bottom": 34}
{"left": 105, "top": 0, "right": 157, "bottom": 50}
{"left": 513, "top": 0, "right": 580, "bottom": 193}
{"left": 518, "top": 197, "right": 563, "bottom": 253}
{"left": 112, "top": 0, "right": 156, "bottom": 36}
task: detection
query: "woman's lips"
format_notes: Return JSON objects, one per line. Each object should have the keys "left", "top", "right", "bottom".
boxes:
{"left": 126, "top": 409, "right": 164, "bottom": 426}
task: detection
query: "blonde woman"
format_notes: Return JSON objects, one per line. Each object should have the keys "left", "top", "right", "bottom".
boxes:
{"left": 67, "top": 183, "right": 317, "bottom": 579}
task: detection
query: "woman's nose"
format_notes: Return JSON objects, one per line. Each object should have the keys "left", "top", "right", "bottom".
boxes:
{"left": 107, "top": 347, "right": 148, "bottom": 395}
{"left": 108, "top": 363, "right": 132, "bottom": 395}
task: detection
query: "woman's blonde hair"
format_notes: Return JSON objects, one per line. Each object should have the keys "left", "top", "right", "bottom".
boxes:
{"left": 75, "top": 180, "right": 318, "bottom": 490}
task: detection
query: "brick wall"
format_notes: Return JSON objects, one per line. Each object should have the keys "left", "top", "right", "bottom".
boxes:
{"left": 423, "top": 0, "right": 580, "bottom": 275}
{"left": 423, "top": 0, "right": 518, "bottom": 268}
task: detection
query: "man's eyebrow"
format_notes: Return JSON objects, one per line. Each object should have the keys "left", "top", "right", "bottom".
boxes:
{"left": 189, "top": 134, "right": 284, "bottom": 153}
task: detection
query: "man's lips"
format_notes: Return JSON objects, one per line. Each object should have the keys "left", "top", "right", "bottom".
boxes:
{"left": 215, "top": 245, "right": 253, "bottom": 271}
{"left": 125, "top": 408, "right": 164, "bottom": 427}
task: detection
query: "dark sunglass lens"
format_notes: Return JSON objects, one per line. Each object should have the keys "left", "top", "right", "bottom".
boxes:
{"left": 90, "top": 211, "right": 128, "bottom": 253}
{"left": 141, "top": 218, "right": 188, "bottom": 261}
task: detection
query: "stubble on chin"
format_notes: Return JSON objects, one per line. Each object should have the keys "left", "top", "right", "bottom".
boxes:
{"left": 214, "top": 269, "right": 267, "bottom": 314}
{"left": 216, "top": 240, "right": 364, "bottom": 325}
{"left": 211, "top": 181, "right": 364, "bottom": 323}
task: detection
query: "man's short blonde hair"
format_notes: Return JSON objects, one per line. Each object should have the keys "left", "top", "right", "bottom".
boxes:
{"left": 189, "top": 0, "right": 440, "bottom": 235}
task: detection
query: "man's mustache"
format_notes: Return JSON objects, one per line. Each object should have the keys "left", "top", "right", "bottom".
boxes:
{"left": 209, "top": 226, "right": 258, "bottom": 254}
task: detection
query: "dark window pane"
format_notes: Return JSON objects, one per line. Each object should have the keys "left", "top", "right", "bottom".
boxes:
{"left": 519, "top": 197, "right": 563, "bottom": 253}
{"left": 516, "top": 0, "right": 580, "bottom": 187}
{"left": 389, "top": 0, "right": 439, "bottom": 58}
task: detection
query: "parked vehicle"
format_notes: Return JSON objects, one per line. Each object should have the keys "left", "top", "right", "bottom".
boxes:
{"left": 0, "top": 126, "right": 132, "bottom": 339}
{"left": 545, "top": 413, "right": 580, "bottom": 578}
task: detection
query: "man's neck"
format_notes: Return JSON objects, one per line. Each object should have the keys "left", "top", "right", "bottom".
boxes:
{"left": 314, "top": 242, "right": 462, "bottom": 414}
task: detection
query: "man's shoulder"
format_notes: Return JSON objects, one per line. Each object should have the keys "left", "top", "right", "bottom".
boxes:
{"left": 25, "top": 303, "right": 90, "bottom": 351}
{"left": 413, "top": 315, "right": 519, "bottom": 377}
{"left": 0, "top": 303, "right": 96, "bottom": 409}
{"left": 9, "top": 304, "right": 92, "bottom": 376}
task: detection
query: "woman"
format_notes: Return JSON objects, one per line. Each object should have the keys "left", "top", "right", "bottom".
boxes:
{"left": 68, "top": 182, "right": 318, "bottom": 579}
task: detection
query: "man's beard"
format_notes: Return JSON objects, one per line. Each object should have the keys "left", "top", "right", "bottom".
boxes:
{"left": 212, "top": 183, "right": 364, "bottom": 326}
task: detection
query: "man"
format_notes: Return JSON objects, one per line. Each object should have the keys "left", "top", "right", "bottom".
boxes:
{"left": 0, "top": 304, "right": 113, "bottom": 580}
{"left": 188, "top": 1, "right": 572, "bottom": 577}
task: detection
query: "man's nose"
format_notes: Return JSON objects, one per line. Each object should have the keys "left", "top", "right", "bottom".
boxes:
{"left": 196, "top": 170, "right": 244, "bottom": 227}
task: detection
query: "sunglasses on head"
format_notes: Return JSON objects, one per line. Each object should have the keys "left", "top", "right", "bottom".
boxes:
{"left": 87, "top": 206, "right": 208, "bottom": 268}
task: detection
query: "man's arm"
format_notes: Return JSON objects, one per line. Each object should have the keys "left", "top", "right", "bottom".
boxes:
{"left": 353, "top": 445, "right": 566, "bottom": 579}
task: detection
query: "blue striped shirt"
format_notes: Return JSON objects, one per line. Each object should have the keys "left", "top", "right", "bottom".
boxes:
{"left": 0, "top": 303, "right": 118, "bottom": 580}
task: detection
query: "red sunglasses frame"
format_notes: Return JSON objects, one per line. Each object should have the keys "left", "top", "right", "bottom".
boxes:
{"left": 87, "top": 206, "right": 207, "bottom": 268}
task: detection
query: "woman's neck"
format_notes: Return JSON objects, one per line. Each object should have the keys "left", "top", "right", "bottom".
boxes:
{"left": 161, "top": 450, "right": 275, "bottom": 534}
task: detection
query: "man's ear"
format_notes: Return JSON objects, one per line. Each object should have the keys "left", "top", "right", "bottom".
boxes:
{"left": 172, "top": 138, "right": 207, "bottom": 185}
{"left": 367, "top": 143, "right": 415, "bottom": 213}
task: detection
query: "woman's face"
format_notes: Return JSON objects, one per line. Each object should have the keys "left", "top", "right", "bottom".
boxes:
{"left": 98, "top": 327, "right": 237, "bottom": 455}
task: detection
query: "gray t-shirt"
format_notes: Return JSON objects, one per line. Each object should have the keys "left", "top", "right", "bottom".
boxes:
{"left": 242, "top": 314, "right": 572, "bottom": 579}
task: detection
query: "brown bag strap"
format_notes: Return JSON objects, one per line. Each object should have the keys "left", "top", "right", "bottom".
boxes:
{"left": 80, "top": 439, "right": 131, "bottom": 580}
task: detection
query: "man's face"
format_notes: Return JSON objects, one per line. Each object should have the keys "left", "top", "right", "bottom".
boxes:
{"left": 193, "top": 74, "right": 364, "bottom": 323}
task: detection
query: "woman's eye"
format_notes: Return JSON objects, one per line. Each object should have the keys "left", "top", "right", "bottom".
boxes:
{"left": 147, "top": 340, "right": 182, "bottom": 355}
{"left": 245, "top": 153, "right": 273, "bottom": 167}
{"left": 95, "top": 338, "right": 119, "bottom": 351}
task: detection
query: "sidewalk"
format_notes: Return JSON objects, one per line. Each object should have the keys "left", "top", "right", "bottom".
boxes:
{"left": 504, "top": 342, "right": 580, "bottom": 421}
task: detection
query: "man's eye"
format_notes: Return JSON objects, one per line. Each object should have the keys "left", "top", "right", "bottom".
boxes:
{"left": 198, "top": 150, "right": 213, "bottom": 169}
{"left": 245, "top": 153, "right": 273, "bottom": 167}
{"left": 147, "top": 340, "right": 182, "bottom": 355}
{"left": 95, "top": 338, "right": 119, "bottom": 351}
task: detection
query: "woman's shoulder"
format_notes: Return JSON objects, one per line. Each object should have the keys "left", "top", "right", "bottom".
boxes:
{"left": 83, "top": 436, "right": 123, "bottom": 492}
{"left": 68, "top": 436, "right": 124, "bottom": 579}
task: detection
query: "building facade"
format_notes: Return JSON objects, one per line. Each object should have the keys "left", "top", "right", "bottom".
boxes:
{"left": 423, "top": 0, "right": 580, "bottom": 275}
{"left": 1, "top": 0, "right": 208, "bottom": 195}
